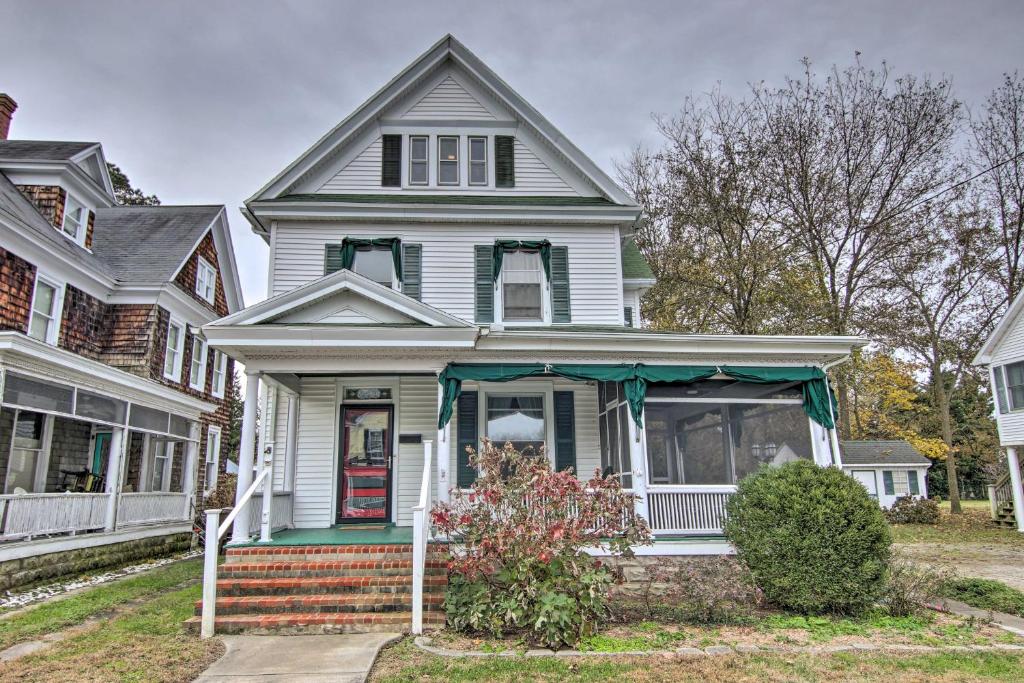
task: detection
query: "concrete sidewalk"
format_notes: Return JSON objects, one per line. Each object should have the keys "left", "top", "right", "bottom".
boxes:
{"left": 936, "top": 598, "right": 1024, "bottom": 637}
{"left": 194, "top": 633, "right": 401, "bottom": 683}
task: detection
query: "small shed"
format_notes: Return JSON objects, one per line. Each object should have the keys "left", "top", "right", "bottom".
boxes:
{"left": 841, "top": 440, "right": 932, "bottom": 509}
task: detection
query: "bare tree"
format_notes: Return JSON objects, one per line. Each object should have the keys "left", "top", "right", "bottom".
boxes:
{"left": 752, "top": 57, "right": 964, "bottom": 434}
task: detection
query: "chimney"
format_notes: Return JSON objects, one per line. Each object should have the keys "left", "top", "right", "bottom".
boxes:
{"left": 0, "top": 94, "right": 17, "bottom": 140}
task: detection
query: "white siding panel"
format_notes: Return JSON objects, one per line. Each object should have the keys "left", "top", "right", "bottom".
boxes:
{"left": 319, "top": 137, "right": 382, "bottom": 192}
{"left": 512, "top": 140, "right": 576, "bottom": 195}
{"left": 292, "top": 377, "right": 337, "bottom": 528}
{"left": 989, "top": 310, "right": 1024, "bottom": 444}
{"left": 271, "top": 222, "right": 623, "bottom": 325}
{"left": 395, "top": 375, "right": 438, "bottom": 526}
{"left": 403, "top": 76, "right": 495, "bottom": 120}
{"left": 558, "top": 379, "right": 601, "bottom": 479}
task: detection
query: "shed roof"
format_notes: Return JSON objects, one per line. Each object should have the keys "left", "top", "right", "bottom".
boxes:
{"left": 621, "top": 240, "right": 654, "bottom": 280}
{"left": 840, "top": 440, "right": 931, "bottom": 466}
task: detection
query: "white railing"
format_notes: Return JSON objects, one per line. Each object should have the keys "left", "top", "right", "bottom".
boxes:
{"left": 646, "top": 486, "right": 734, "bottom": 535}
{"left": 411, "top": 439, "right": 433, "bottom": 635}
{"left": 0, "top": 493, "right": 110, "bottom": 541}
{"left": 116, "top": 492, "right": 189, "bottom": 526}
{"left": 201, "top": 466, "right": 271, "bottom": 638}
{"left": 989, "top": 473, "right": 1013, "bottom": 519}
{"left": 247, "top": 491, "right": 293, "bottom": 533}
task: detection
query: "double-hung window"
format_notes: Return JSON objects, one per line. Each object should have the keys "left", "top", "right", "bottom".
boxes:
{"left": 28, "top": 275, "right": 62, "bottom": 344}
{"left": 882, "top": 470, "right": 911, "bottom": 497}
{"left": 438, "top": 136, "right": 459, "bottom": 185}
{"left": 485, "top": 394, "right": 546, "bottom": 455}
{"left": 353, "top": 248, "right": 395, "bottom": 288}
{"left": 188, "top": 336, "right": 208, "bottom": 390}
{"left": 62, "top": 195, "right": 86, "bottom": 242}
{"left": 151, "top": 440, "right": 173, "bottom": 492}
{"left": 163, "top": 319, "right": 185, "bottom": 381}
{"left": 196, "top": 257, "right": 216, "bottom": 304}
{"left": 502, "top": 251, "right": 544, "bottom": 322}
{"left": 5, "top": 410, "right": 51, "bottom": 493}
{"left": 409, "top": 136, "right": 429, "bottom": 185}
{"left": 204, "top": 426, "right": 222, "bottom": 494}
{"left": 469, "top": 136, "right": 487, "bottom": 185}
{"left": 211, "top": 350, "right": 227, "bottom": 398}
{"left": 998, "top": 362, "right": 1024, "bottom": 412}
{"left": 598, "top": 383, "right": 633, "bottom": 488}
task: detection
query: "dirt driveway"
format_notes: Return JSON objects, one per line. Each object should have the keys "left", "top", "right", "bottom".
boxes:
{"left": 897, "top": 541, "right": 1024, "bottom": 590}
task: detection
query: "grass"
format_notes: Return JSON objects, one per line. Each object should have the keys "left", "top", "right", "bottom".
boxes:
{"left": 370, "top": 636, "right": 1024, "bottom": 682}
{"left": 578, "top": 621, "right": 690, "bottom": 651}
{"left": 943, "top": 578, "right": 1024, "bottom": 618}
{"left": 889, "top": 500, "right": 1024, "bottom": 547}
{"left": 0, "top": 558, "right": 203, "bottom": 652}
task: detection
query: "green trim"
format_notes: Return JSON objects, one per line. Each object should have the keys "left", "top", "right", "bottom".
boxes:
{"left": 231, "top": 525, "right": 414, "bottom": 546}
{"left": 265, "top": 193, "right": 618, "bottom": 206}
{"left": 621, "top": 240, "right": 654, "bottom": 279}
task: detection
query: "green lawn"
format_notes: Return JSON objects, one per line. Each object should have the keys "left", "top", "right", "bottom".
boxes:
{"left": 890, "top": 500, "right": 1024, "bottom": 547}
{"left": 943, "top": 578, "right": 1024, "bottom": 618}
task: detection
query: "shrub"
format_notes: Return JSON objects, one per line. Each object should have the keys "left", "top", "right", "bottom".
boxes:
{"left": 432, "top": 440, "right": 651, "bottom": 648}
{"left": 882, "top": 557, "right": 950, "bottom": 617}
{"left": 634, "top": 556, "right": 761, "bottom": 624}
{"left": 723, "top": 460, "right": 892, "bottom": 615}
{"left": 885, "top": 496, "right": 940, "bottom": 525}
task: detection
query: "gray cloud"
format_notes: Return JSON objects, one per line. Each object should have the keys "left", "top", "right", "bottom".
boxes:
{"left": 3, "top": 0, "right": 1022, "bottom": 304}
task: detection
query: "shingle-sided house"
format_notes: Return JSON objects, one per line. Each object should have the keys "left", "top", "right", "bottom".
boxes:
{"left": 195, "top": 35, "right": 867, "bottom": 634}
{"left": 841, "top": 440, "right": 931, "bottom": 509}
{"left": 0, "top": 95, "right": 244, "bottom": 588}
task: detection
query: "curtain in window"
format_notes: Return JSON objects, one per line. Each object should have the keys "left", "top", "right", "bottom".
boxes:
{"left": 339, "top": 237, "right": 403, "bottom": 282}
{"left": 492, "top": 239, "right": 551, "bottom": 282}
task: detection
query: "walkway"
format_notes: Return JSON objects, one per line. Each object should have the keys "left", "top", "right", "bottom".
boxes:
{"left": 194, "top": 633, "right": 401, "bottom": 683}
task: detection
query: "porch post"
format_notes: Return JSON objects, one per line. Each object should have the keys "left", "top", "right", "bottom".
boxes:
{"left": 626, "top": 413, "right": 649, "bottom": 524}
{"left": 1007, "top": 446, "right": 1024, "bottom": 533}
{"left": 231, "top": 370, "right": 261, "bottom": 544}
{"left": 181, "top": 422, "right": 201, "bottom": 520}
{"left": 435, "top": 374, "right": 450, "bottom": 504}
{"left": 259, "top": 441, "right": 274, "bottom": 543}
{"left": 283, "top": 393, "right": 299, "bottom": 493}
{"left": 103, "top": 426, "right": 127, "bottom": 532}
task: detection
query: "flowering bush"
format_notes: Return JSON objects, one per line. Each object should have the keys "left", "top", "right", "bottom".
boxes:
{"left": 431, "top": 439, "right": 650, "bottom": 648}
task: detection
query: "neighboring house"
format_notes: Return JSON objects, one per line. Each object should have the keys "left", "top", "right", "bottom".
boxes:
{"left": 974, "top": 290, "right": 1024, "bottom": 532}
{"left": 0, "top": 94, "right": 244, "bottom": 589}
{"left": 194, "top": 35, "right": 866, "bottom": 634}
{"left": 841, "top": 440, "right": 930, "bottom": 509}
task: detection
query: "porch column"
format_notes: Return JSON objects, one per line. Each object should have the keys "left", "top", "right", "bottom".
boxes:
{"left": 626, "top": 413, "right": 649, "bottom": 523}
{"left": 1007, "top": 446, "right": 1024, "bottom": 533}
{"left": 103, "top": 426, "right": 127, "bottom": 532}
{"left": 181, "top": 422, "right": 200, "bottom": 520}
{"left": 436, "top": 375, "right": 450, "bottom": 504}
{"left": 283, "top": 393, "right": 299, "bottom": 493}
{"left": 231, "top": 370, "right": 261, "bottom": 544}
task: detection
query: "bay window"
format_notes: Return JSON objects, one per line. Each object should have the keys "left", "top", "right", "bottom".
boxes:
{"left": 501, "top": 250, "right": 544, "bottom": 321}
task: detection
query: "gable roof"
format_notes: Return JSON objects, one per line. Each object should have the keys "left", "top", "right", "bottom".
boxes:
{"left": 0, "top": 140, "right": 98, "bottom": 161}
{"left": 840, "top": 440, "right": 931, "bottom": 466}
{"left": 247, "top": 34, "right": 636, "bottom": 208}
{"left": 621, "top": 239, "right": 654, "bottom": 280}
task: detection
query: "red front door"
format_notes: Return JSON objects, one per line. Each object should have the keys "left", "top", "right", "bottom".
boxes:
{"left": 337, "top": 406, "right": 393, "bottom": 522}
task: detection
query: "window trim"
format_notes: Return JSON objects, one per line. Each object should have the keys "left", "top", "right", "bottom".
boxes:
{"left": 188, "top": 336, "right": 208, "bottom": 391}
{"left": 28, "top": 273, "right": 64, "bottom": 345}
{"left": 476, "top": 381, "right": 556, "bottom": 468}
{"left": 61, "top": 193, "right": 88, "bottom": 245}
{"left": 4, "top": 410, "right": 53, "bottom": 493}
{"left": 437, "top": 135, "right": 460, "bottom": 186}
{"left": 163, "top": 318, "right": 185, "bottom": 382}
{"left": 196, "top": 256, "right": 217, "bottom": 304}
{"left": 996, "top": 362, "right": 1024, "bottom": 412}
{"left": 204, "top": 425, "right": 222, "bottom": 495}
{"left": 408, "top": 135, "right": 429, "bottom": 186}
{"left": 468, "top": 135, "right": 488, "bottom": 186}
{"left": 210, "top": 350, "right": 228, "bottom": 399}
{"left": 496, "top": 249, "right": 550, "bottom": 325}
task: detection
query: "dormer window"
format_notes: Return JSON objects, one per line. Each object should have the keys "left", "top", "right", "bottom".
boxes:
{"left": 196, "top": 256, "right": 217, "bottom": 304}
{"left": 62, "top": 194, "right": 86, "bottom": 242}
{"left": 409, "top": 136, "right": 428, "bottom": 185}
{"left": 438, "top": 136, "right": 459, "bottom": 185}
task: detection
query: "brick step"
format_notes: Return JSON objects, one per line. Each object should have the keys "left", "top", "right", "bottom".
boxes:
{"left": 183, "top": 611, "right": 445, "bottom": 635}
{"left": 224, "top": 544, "right": 449, "bottom": 562}
{"left": 217, "top": 560, "right": 447, "bottom": 579}
{"left": 217, "top": 575, "right": 448, "bottom": 597}
{"left": 195, "top": 592, "right": 445, "bottom": 616}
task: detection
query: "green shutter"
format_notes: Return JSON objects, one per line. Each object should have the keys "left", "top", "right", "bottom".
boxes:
{"left": 554, "top": 391, "right": 576, "bottom": 474}
{"left": 324, "top": 243, "right": 345, "bottom": 275}
{"left": 908, "top": 470, "right": 920, "bottom": 495}
{"left": 456, "top": 391, "right": 479, "bottom": 488}
{"left": 550, "top": 245, "right": 571, "bottom": 323}
{"left": 402, "top": 243, "right": 422, "bottom": 300}
{"left": 381, "top": 135, "right": 402, "bottom": 187}
{"left": 624, "top": 306, "right": 634, "bottom": 328}
{"left": 474, "top": 245, "right": 494, "bottom": 323}
{"left": 882, "top": 471, "right": 895, "bottom": 496}
{"left": 495, "top": 135, "right": 515, "bottom": 188}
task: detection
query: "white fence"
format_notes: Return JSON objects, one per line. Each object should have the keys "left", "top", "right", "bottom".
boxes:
{"left": 116, "top": 492, "right": 189, "bottom": 526}
{"left": 646, "top": 486, "right": 734, "bottom": 535}
{"left": 0, "top": 493, "right": 110, "bottom": 541}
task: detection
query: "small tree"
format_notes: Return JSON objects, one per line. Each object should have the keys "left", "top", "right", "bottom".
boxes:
{"left": 431, "top": 440, "right": 650, "bottom": 648}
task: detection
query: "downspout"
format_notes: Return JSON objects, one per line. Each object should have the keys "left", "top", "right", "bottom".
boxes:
{"left": 821, "top": 356, "right": 851, "bottom": 468}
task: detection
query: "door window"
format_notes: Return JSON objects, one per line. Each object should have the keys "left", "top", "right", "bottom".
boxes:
{"left": 340, "top": 407, "right": 391, "bottom": 520}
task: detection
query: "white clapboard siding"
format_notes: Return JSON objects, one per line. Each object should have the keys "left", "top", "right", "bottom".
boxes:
{"left": 395, "top": 375, "right": 439, "bottom": 526}
{"left": 270, "top": 388, "right": 291, "bottom": 491}
{"left": 319, "top": 137, "right": 382, "bottom": 192}
{"left": 403, "top": 76, "right": 496, "bottom": 120}
{"left": 511, "top": 139, "right": 576, "bottom": 195}
{"left": 292, "top": 377, "right": 337, "bottom": 528}
{"left": 271, "top": 222, "right": 623, "bottom": 325}
{"left": 567, "top": 380, "right": 601, "bottom": 479}
{"left": 989, "top": 309, "right": 1024, "bottom": 444}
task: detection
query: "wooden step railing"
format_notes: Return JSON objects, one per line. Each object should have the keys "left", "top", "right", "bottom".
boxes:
{"left": 989, "top": 472, "right": 1013, "bottom": 520}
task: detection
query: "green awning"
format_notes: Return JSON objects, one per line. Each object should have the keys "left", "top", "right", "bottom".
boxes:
{"left": 436, "top": 363, "right": 838, "bottom": 431}
{"left": 340, "top": 237, "right": 403, "bottom": 283}
{"left": 492, "top": 240, "right": 551, "bottom": 282}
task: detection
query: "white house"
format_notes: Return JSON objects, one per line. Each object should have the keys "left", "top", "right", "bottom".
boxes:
{"left": 841, "top": 440, "right": 931, "bottom": 509}
{"left": 194, "top": 35, "right": 867, "bottom": 635}
{"left": 974, "top": 289, "right": 1024, "bottom": 533}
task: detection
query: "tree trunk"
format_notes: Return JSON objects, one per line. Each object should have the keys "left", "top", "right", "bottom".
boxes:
{"left": 836, "top": 374, "right": 852, "bottom": 440}
{"left": 933, "top": 365, "right": 961, "bottom": 514}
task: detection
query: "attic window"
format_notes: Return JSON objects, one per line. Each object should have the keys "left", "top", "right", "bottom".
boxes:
{"left": 196, "top": 257, "right": 216, "bottom": 304}
{"left": 62, "top": 195, "right": 86, "bottom": 242}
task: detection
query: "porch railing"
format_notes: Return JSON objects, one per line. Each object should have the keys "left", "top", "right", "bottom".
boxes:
{"left": 0, "top": 493, "right": 110, "bottom": 541}
{"left": 247, "top": 491, "right": 293, "bottom": 533}
{"left": 646, "top": 486, "right": 734, "bottom": 535}
{"left": 411, "top": 439, "right": 433, "bottom": 635}
{"left": 989, "top": 473, "right": 1013, "bottom": 519}
{"left": 116, "top": 492, "right": 189, "bottom": 527}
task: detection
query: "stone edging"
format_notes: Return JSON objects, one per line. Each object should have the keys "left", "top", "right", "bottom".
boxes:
{"left": 413, "top": 636, "right": 1024, "bottom": 658}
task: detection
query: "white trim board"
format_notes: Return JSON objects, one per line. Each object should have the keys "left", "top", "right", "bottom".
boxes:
{"left": 0, "top": 522, "right": 191, "bottom": 563}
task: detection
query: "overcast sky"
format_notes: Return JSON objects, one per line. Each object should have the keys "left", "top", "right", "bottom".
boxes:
{"left": 3, "top": 0, "right": 1022, "bottom": 305}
